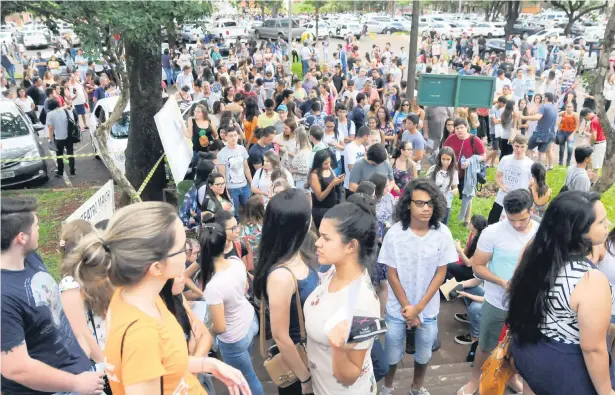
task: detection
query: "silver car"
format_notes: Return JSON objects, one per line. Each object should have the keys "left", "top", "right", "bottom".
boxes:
{"left": 0, "top": 101, "right": 48, "bottom": 187}
{"left": 253, "top": 18, "right": 305, "bottom": 41}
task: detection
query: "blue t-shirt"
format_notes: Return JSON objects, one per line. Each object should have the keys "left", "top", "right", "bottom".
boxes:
{"left": 1, "top": 253, "right": 91, "bottom": 394}
{"left": 534, "top": 103, "right": 558, "bottom": 137}
{"left": 401, "top": 130, "right": 426, "bottom": 151}
{"left": 248, "top": 142, "right": 274, "bottom": 174}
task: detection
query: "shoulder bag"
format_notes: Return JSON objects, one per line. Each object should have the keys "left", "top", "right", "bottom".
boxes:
{"left": 478, "top": 331, "right": 515, "bottom": 395}
{"left": 259, "top": 267, "right": 309, "bottom": 388}
{"left": 87, "top": 307, "right": 112, "bottom": 395}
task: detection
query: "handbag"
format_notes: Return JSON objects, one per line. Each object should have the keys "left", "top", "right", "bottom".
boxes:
{"left": 87, "top": 308, "right": 112, "bottom": 395}
{"left": 259, "top": 267, "right": 309, "bottom": 388}
{"left": 479, "top": 332, "right": 515, "bottom": 395}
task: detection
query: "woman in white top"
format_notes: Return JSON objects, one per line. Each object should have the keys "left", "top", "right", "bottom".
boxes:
{"left": 274, "top": 118, "right": 297, "bottom": 170}
{"left": 252, "top": 151, "right": 293, "bottom": 203}
{"left": 304, "top": 198, "right": 380, "bottom": 395}
{"left": 604, "top": 73, "right": 615, "bottom": 113}
{"left": 14, "top": 88, "right": 37, "bottom": 123}
{"left": 59, "top": 219, "right": 114, "bottom": 364}
{"left": 199, "top": 222, "right": 264, "bottom": 395}
{"left": 291, "top": 127, "right": 313, "bottom": 190}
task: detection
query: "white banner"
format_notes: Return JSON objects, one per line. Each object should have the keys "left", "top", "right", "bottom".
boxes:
{"left": 64, "top": 180, "right": 115, "bottom": 224}
{"left": 154, "top": 98, "right": 192, "bottom": 186}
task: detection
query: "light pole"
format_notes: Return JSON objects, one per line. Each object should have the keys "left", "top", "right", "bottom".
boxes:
{"left": 406, "top": 0, "right": 420, "bottom": 101}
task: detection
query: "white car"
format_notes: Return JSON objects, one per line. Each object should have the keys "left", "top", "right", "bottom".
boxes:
{"left": 452, "top": 20, "right": 475, "bottom": 36}
{"left": 472, "top": 22, "right": 505, "bottom": 38}
{"left": 527, "top": 28, "right": 566, "bottom": 45}
{"left": 210, "top": 19, "right": 247, "bottom": 41}
{"left": 22, "top": 31, "right": 47, "bottom": 49}
{"left": 328, "top": 22, "right": 362, "bottom": 39}
{"left": 427, "top": 22, "right": 463, "bottom": 39}
{"left": 0, "top": 31, "right": 12, "bottom": 45}
{"left": 304, "top": 21, "right": 329, "bottom": 39}
{"left": 88, "top": 96, "right": 129, "bottom": 174}
{"left": 59, "top": 28, "right": 81, "bottom": 46}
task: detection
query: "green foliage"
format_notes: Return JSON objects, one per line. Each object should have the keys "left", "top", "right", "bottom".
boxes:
{"left": 257, "top": 0, "right": 284, "bottom": 15}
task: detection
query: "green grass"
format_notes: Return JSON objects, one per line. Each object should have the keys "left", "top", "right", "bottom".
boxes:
{"left": 446, "top": 166, "right": 615, "bottom": 243}
{"left": 292, "top": 61, "right": 303, "bottom": 79}
{"left": 3, "top": 187, "right": 96, "bottom": 279}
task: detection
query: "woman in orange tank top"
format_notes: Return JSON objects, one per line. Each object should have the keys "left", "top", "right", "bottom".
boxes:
{"left": 555, "top": 102, "right": 579, "bottom": 167}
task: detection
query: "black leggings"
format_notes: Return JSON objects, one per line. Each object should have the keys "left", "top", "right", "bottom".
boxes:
{"left": 499, "top": 138, "right": 513, "bottom": 160}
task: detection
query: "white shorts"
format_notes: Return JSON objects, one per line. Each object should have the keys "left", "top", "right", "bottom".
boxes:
{"left": 592, "top": 141, "right": 606, "bottom": 169}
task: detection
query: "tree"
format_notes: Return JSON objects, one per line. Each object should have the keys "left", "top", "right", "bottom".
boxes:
{"left": 258, "top": 0, "right": 283, "bottom": 17}
{"left": 481, "top": 0, "right": 503, "bottom": 22}
{"left": 2, "top": 1, "right": 212, "bottom": 203}
{"left": 591, "top": 4, "right": 615, "bottom": 194}
{"left": 550, "top": 1, "right": 607, "bottom": 36}
{"left": 305, "top": 0, "right": 327, "bottom": 41}
{"left": 406, "top": 0, "right": 420, "bottom": 101}
{"left": 503, "top": 0, "right": 521, "bottom": 38}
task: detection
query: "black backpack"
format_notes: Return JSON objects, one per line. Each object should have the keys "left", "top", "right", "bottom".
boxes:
{"left": 64, "top": 109, "right": 80, "bottom": 143}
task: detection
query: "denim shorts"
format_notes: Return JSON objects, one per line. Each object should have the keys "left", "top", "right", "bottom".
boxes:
{"left": 528, "top": 133, "right": 554, "bottom": 153}
{"left": 385, "top": 313, "right": 438, "bottom": 365}
{"left": 74, "top": 104, "right": 86, "bottom": 115}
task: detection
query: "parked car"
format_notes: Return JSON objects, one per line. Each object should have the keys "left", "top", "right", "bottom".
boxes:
{"left": 180, "top": 24, "right": 205, "bottom": 43}
{"left": 512, "top": 20, "right": 544, "bottom": 38}
{"left": 58, "top": 28, "right": 80, "bottom": 46}
{"left": 245, "top": 20, "right": 263, "bottom": 35}
{"left": 363, "top": 19, "right": 387, "bottom": 34}
{"left": 328, "top": 21, "right": 362, "bottom": 39}
{"left": 472, "top": 22, "right": 505, "bottom": 38}
{"left": 0, "top": 100, "right": 48, "bottom": 187}
{"left": 0, "top": 31, "right": 13, "bottom": 45}
{"left": 555, "top": 22, "right": 584, "bottom": 36}
{"left": 88, "top": 96, "right": 129, "bottom": 174}
{"left": 527, "top": 28, "right": 566, "bottom": 45}
{"left": 427, "top": 22, "right": 463, "bottom": 40}
{"left": 253, "top": 18, "right": 305, "bottom": 41}
{"left": 304, "top": 21, "right": 330, "bottom": 39}
{"left": 486, "top": 38, "right": 506, "bottom": 54}
{"left": 210, "top": 19, "right": 247, "bottom": 41}
{"left": 23, "top": 30, "right": 48, "bottom": 49}
{"left": 383, "top": 22, "right": 408, "bottom": 35}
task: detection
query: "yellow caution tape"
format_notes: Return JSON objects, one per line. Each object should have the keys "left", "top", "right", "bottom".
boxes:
{"left": 0, "top": 152, "right": 121, "bottom": 163}
{"left": 134, "top": 153, "right": 166, "bottom": 198}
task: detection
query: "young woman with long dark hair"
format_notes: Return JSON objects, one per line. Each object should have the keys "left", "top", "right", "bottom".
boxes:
{"left": 253, "top": 189, "right": 319, "bottom": 395}
{"left": 529, "top": 162, "right": 551, "bottom": 218}
{"left": 308, "top": 149, "right": 343, "bottom": 228}
{"left": 199, "top": 222, "right": 263, "bottom": 395}
{"left": 389, "top": 141, "right": 418, "bottom": 198}
{"left": 304, "top": 197, "right": 380, "bottom": 394}
{"left": 507, "top": 191, "right": 614, "bottom": 394}
{"left": 201, "top": 172, "right": 235, "bottom": 218}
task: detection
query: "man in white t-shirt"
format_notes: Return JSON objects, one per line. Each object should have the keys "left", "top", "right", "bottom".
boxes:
{"left": 216, "top": 128, "right": 253, "bottom": 219}
{"left": 378, "top": 179, "right": 458, "bottom": 395}
{"left": 459, "top": 189, "right": 538, "bottom": 395}
{"left": 343, "top": 125, "right": 368, "bottom": 193}
{"left": 488, "top": 134, "right": 533, "bottom": 224}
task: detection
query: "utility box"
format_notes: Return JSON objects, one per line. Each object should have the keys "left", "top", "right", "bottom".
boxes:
{"left": 418, "top": 74, "right": 496, "bottom": 108}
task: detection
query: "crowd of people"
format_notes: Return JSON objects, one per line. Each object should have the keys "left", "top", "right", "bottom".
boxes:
{"left": 3, "top": 15, "right": 615, "bottom": 395}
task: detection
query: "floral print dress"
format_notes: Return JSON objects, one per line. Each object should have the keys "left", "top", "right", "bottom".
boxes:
{"left": 239, "top": 223, "right": 262, "bottom": 265}
{"left": 304, "top": 267, "right": 380, "bottom": 394}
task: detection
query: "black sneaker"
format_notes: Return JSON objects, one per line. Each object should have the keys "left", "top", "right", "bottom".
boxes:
{"left": 455, "top": 333, "right": 473, "bottom": 345}
{"left": 432, "top": 337, "right": 441, "bottom": 352}
{"left": 454, "top": 313, "right": 470, "bottom": 324}
{"left": 54, "top": 171, "right": 62, "bottom": 177}
{"left": 466, "top": 341, "right": 479, "bottom": 366}
{"left": 70, "top": 169, "right": 76, "bottom": 176}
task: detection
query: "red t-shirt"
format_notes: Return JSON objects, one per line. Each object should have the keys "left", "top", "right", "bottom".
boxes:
{"left": 443, "top": 134, "right": 486, "bottom": 178}
{"left": 590, "top": 116, "right": 606, "bottom": 142}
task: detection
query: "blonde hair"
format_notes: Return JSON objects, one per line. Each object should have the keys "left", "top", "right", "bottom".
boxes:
{"left": 70, "top": 202, "right": 179, "bottom": 291}
{"left": 295, "top": 127, "right": 311, "bottom": 150}
{"left": 59, "top": 219, "right": 95, "bottom": 262}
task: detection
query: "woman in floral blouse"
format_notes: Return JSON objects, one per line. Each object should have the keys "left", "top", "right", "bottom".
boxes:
{"left": 291, "top": 127, "right": 312, "bottom": 190}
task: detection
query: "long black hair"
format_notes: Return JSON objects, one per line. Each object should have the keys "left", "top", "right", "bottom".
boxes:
{"left": 394, "top": 178, "right": 447, "bottom": 230}
{"left": 253, "top": 189, "right": 311, "bottom": 298}
{"left": 245, "top": 97, "right": 259, "bottom": 122}
{"left": 203, "top": 172, "right": 230, "bottom": 212}
{"left": 506, "top": 191, "right": 601, "bottom": 345}
{"left": 160, "top": 279, "right": 191, "bottom": 345}
{"left": 531, "top": 162, "right": 549, "bottom": 198}
{"left": 465, "top": 214, "right": 487, "bottom": 258}
{"left": 429, "top": 146, "right": 457, "bottom": 190}
{"left": 441, "top": 117, "right": 454, "bottom": 147}
{"left": 198, "top": 223, "right": 227, "bottom": 289}
{"left": 306, "top": 149, "right": 332, "bottom": 189}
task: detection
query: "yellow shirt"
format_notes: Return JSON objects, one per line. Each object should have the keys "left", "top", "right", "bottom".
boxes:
{"left": 104, "top": 290, "right": 206, "bottom": 395}
{"left": 257, "top": 112, "right": 279, "bottom": 129}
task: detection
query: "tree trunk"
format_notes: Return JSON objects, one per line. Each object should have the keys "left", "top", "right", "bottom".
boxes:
{"left": 121, "top": 33, "right": 167, "bottom": 204}
{"left": 504, "top": 1, "right": 520, "bottom": 38}
{"left": 406, "top": 0, "right": 420, "bottom": 101}
{"left": 591, "top": 4, "right": 615, "bottom": 194}
{"left": 165, "top": 22, "right": 177, "bottom": 51}
{"left": 564, "top": 16, "right": 573, "bottom": 36}
{"left": 315, "top": 7, "right": 319, "bottom": 41}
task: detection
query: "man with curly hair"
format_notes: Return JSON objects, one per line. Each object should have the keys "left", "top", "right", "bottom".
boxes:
{"left": 377, "top": 179, "right": 458, "bottom": 395}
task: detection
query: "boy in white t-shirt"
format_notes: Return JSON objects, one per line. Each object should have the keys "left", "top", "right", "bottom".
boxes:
{"left": 459, "top": 189, "right": 539, "bottom": 395}
{"left": 343, "top": 126, "right": 368, "bottom": 193}
{"left": 488, "top": 134, "right": 533, "bottom": 224}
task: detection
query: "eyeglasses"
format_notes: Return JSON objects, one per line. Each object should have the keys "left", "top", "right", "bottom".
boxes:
{"left": 402, "top": 148, "right": 412, "bottom": 151}
{"left": 226, "top": 225, "right": 240, "bottom": 232}
{"left": 411, "top": 199, "right": 434, "bottom": 208}
{"left": 402, "top": 103, "right": 410, "bottom": 106}
{"left": 446, "top": 123, "right": 454, "bottom": 127}
{"left": 168, "top": 243, "right": 192, "bottom": 258}
{"left": 325, "top": 124, "right": 335, "bottom": 129}
{"left": 213, "top": 182, "right": 226, "bottom": 187}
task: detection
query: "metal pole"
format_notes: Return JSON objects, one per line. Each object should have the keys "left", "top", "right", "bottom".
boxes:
{"left": 406, "top": 0, "right": 420, "bottom": 101}
{"left": 288, "top": 0, "right": 292, "bottom": 44}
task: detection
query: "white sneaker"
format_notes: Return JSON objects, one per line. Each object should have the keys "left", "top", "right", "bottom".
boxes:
{"left": 409, "top": 387, "right": 431, "bottom": 395}
{"left": 380, "top": 385, "right": 394, "bottom": 395}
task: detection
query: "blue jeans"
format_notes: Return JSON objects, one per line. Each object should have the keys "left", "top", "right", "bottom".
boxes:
{"left": 301, "top": 59, "right": 309, "bottom": 76}
{"left": 3, "top": 64, "right": 15, "bottom": 83}
{"left": 217, "top": 314, "right": 264, "bottom": 395}
{"left": 164, "top": 67, "right": 175, "bottom": 84}
{"left": 556, "top": 130, "right": 575, "bottom": 166}
{"left": 385, "top": 314, "right": 439, "bottom": 365}
{"left": 462, "top": 286, "right": 484, "bottom": 339}
{"left": 228, "top": 185, "right": 251, "bottom": 219}
{"left": 371, "top": 338, "right": 389, "bottom": 382}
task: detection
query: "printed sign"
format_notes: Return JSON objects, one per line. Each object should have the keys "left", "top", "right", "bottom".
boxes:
{"left": 64, "top": 180, "right": 115, "bottom": 224}
{"left": 154, "top": 98, "right": 192, "bottom": 186}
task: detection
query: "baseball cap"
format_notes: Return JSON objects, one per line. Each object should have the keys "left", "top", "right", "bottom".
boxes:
{"left": 276, "top": 104, "right": 288, "bottom": 112}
